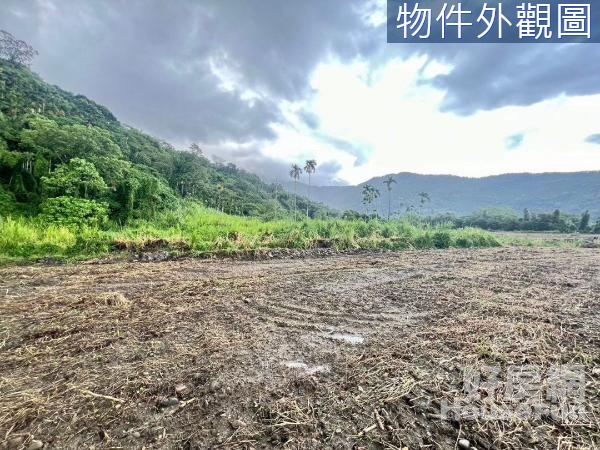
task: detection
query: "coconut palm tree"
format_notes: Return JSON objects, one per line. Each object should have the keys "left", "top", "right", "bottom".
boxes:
{"left": 289, "top": 164, "right": 302, "bottom": 220}
{"left": 383, "top": 175, "right": 396, "bottom": 221}
{"left": 304, "top": 159, "right": 317, "bottom": 217}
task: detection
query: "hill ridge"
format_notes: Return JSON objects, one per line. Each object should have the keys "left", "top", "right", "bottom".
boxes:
{"left": 0, "top": 59, "right": 331, "bottom": 219}
{"left": 285, "top": 171, "right": 600, "bottom": 217}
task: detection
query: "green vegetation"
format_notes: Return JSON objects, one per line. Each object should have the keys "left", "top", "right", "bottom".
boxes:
{"left": 0, "top": 38, "right": 502, "bottom": 264}
{"left": 0, "top": 202, "right": 501, "bottom": 263}
{"left": 361, "top": 184, "right": 380, "bottom": 216}
{"left": 429, "top": 208, "right": 600, "bottom": 234}
{"left": 0, "top": 57, "right": 333, "bottom": 223}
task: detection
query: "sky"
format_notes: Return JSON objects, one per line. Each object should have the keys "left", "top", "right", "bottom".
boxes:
{"left": 2, "top": 0, "right": 600, "bottom": 185}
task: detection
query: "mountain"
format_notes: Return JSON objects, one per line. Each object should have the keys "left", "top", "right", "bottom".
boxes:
{"left": 285, "top": 171, "right": 600, "bottom": 217}
{"left": 0, "top": 59, "right": 331, "bottom": 220}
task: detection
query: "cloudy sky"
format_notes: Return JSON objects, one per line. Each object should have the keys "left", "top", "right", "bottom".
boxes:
{"left": 2, "top": 0, "right": 600, "bottom": 185}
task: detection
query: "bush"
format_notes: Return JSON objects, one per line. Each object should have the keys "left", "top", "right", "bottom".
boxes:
{"left": 40, "top": 196, "right": 109, "bottom": 229}
{"left": 413, "top": 233, "right": 433, "bottom": 249}
{"left": 0, "top": 184, "right": 18, "bottom": 216}
{"left": 455, "top": 236, "right": 472, "bottom": 248}
{"left": 433, "top": 230, "right": 452, "bottom": 248}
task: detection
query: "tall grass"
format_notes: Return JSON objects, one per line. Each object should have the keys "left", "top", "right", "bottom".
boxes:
{"left": 0, "top": 203, "right": 501, "bottom": 262}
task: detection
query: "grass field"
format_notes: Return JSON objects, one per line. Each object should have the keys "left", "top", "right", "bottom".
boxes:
{"left": 0, "top": 203, "right": 501, "bottom": 263}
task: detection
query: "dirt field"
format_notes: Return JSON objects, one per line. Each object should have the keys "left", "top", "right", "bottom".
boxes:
{"left": 1, "top": 248, "right": 599, "bottom": 449}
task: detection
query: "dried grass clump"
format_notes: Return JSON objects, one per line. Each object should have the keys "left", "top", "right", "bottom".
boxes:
{"left": 96, "top": 291, "right": 132, "bottom": 308}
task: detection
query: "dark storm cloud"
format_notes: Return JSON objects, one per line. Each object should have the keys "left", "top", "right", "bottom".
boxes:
{"left": 422, "top": 44, "right": 600, "bottom": 115}
{"left": 0, "top": 0, "right": 378, "bottom": 143}
{"left": 0, "top": 0, "right": 381, "bottom": 182}
{"left": 3, "top": 1, "right": 600, "bottom": 184}
{"left": 585, "top": 134, "right": 600, "bottom": 145}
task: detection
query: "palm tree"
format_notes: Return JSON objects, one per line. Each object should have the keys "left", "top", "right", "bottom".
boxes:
{"left": 383, "top": 175, "right": 396, "bottom": 221}
{"left": 289, "top": 164, "right": 302, "bottom": 220}
{"left": 304, "top": 159, "right": 317, "bottom": 218}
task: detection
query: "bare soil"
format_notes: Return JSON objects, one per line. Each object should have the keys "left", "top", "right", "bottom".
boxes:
{"left": 1, "top": 247, "right": 599, "bottom": 449}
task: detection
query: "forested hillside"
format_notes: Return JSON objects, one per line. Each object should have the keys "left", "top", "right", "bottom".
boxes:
{"left": 286, "top": 171, "right": 600, "bottom": 218}
{"left": 0, "top": 59, "right": 331, "bottom": 224}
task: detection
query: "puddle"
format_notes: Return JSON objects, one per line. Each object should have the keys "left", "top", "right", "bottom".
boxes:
{"left": 323, "top": 332, "right": 364, "bottom": 345}
{"left": 284, "top": 361, "right": 329, "bottom": 374}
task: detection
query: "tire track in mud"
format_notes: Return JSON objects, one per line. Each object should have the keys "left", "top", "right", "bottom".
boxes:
{"left": 234, "top": 267, "right": 428, "bottom": 338}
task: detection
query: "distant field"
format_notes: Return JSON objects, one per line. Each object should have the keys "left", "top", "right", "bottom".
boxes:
{"left": 495, "top": 231, "right": 599, "bottom": 247}
{"left": 1, "top": 247, "right": 598, "bottom": 449}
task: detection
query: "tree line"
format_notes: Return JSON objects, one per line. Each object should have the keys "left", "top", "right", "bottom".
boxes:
{"left": 428, "top": 208, "right": 600, "bottom": 234}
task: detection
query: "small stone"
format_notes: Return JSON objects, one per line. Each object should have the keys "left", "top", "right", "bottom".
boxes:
{"left": 131, "top": 431, "right": 141, "bottom": 438}
{"left": 27, "top": 440, "right": 44, "bottom": 450}
{"left": 458, "top": 438, "right": 470, "bottom": 449}
{"left": 175, "top": 383, "right": 191, "bottom": 398}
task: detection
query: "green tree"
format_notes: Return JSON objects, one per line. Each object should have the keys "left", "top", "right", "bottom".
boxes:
{"left": 361, "top": 184, "right": 380, "bottom": 217}
{"left": 579, "top": 210, "right": 591, "bottom": 232}
{"left": 41, "top": 158, "right": 107, "bottom": 199}
{"left": 20, "top": 117, "right": 122, "bottom": 166}
{"left": 383, "top": 175, "right": 396, "bottom": 220}
{"left": 289, "top": 163, "right": 302, "bottom": 221}
{"left": 303, "top": 159, "right": 317, "bottom": 218}
{"left": 552, "top": 209, "right": 561, "bottom": 223}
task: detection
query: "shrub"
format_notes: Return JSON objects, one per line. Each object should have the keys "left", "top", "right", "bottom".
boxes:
{"left": 414, "top": 233, "right": 433, "bottom": 249}
{"left": 0, "top": 184, "right": 18, "bottom": 216}
{"left": 455, "top": 236, "right": 472, "bottom": 248}
{"left": 40, "top": 196, "right": 109, "bottom": 229}
{"left": 433, "top": 230, "right": 452, "bottom": 248}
